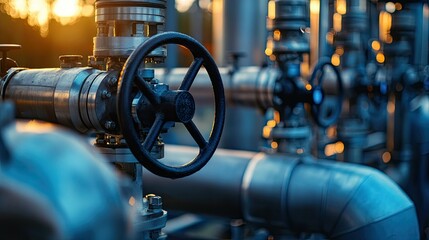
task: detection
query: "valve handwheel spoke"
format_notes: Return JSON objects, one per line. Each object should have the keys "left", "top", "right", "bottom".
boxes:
{"left": 135, "top": 75, "right": 160, "bottom": 106}
{"left": 185, "top": 121, "right": 208, "bottom": 149}
{"left": 142, "top": 114, "right": 165, "bottom": 151}
{"left": 309, "top": 57, "right": 344, "bottom": 128}
{"left": 117, "top": 32, "right": 225, "bottom": 179}
{"left": 180, "top": 57, "right": 204, "bottom": 91}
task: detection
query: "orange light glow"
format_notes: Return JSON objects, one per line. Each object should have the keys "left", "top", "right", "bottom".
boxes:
{"left": 326, "top": 31, "right": 335, "bottom": 45}
{"left": 387, "top": 101, "right": 395, "bottom": 114}
{"left": 385, "top": 2, "right": 396, "bottom": 13}
{"left": 176, "top": 0, "right": 195, "bottom": 12}
{"left": 273, "top": 111, "right": 280, "bottom": 123}
{"left": 301, "top": 54, "right": 310, "bottom": 78}
{"left": 199, "top": 0, "right": 212, "bottom": 11}
{"left": 128, "top": 196, "right": 136, "bottom": 206}
{"left": 271, "top": 141, "right": 278, "bottom": 149}
{"left": 382, "top": 152, "right": 391, "bottom": 163}
{"left": 333, "top": 13, "right": 342, "bottom": 32}
{"left": 325, "top": 144, "right": 335, "bottom": 157}
{"left": 1, "top": 0, "right": 96, "bottom": 37}
{"left": 265, "top": 38, "right": 274, "bottom": 56}
{"left": 335, "top": 47, "right": 344, "bottom": 56}
{"left": 263, "top": 126, "right": 272, "bottom": 139}
{"left": 267, "top": 120, "right": 277, "bottom": 128}
{"left": 273, "top": 30, "right": 281, "bottom": 41}
{"left": 395, "top": 3, "right": 402, "bottom": 11}
{"left": 310, "top": 0, "right": 320, "bottom": 14}
{"left": 335, "top": 141, "right": 344, "bottom": 153}
{"left": 331, "top": 53, "right": 340, "bottom": 66}
{"left": 305, "top": 84, "right": 312, "bottom": 91}
{"left": 53, "top": 0, "right": 79, "bottom": 18}
{"left": 16, "top": 120, "right": 56, "bottom": 133}
{"left": 268, "top": 0, "right": 276, "bottom": 20}
{"left": 379, "top": 11, "right": 392, "bottom": 43}
{"left": 376, "top": 53, "right": 385, "bottom": 64}
{"left": 336, "top": 0, "right": 346, "bottom": 15}
{"left": 326, "top": 126, "right": 337, "bottom": 138}
{"left": 371, "top": 40, "right": 381, "bottom": 51}
{"left": 385, "top": 35, "right": 393, "bottom": 44}
{"left": 324, "top": 141, "right": 344, "bottom": 157}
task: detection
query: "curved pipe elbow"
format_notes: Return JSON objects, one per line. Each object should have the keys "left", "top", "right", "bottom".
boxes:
{"left": 243, "top": 154, "right": 419, "bottom": 239}
{"left": 319, "top": 162, "right": 418, "bottom": 239}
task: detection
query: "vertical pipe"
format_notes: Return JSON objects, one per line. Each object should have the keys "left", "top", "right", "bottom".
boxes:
{"left": 222, "top": 0, "right": 267, "bottom": 66}
{"left": 318, "top": 0, "right": 329, "bottom": 59}
{"left": 423, "top": 4, "right": 429, "bottom": 67}
{"left": 213, "top": 0, "right": 267, "bottom": 151}
{"left": 310, "top": 0, "right": 320, "bottom": 65}
{"left": 190, "top": 2, "right": 203, "bottom": 43}
{"left": 212, "top": 0, "right": 225, "bottom": 66}
{"left": 414, "top": 3, "right": 428, "bottom": 67}
{"left": 166, "top": 0, "right": 178, "bottom": 70}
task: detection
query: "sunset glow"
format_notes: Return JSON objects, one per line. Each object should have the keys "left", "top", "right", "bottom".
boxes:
{"left": 0, "top": 0, "right": 95, "bottom": 37}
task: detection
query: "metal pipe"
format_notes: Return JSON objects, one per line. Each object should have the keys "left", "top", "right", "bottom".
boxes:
{"left": 318, "top": 0, "right": 330, "bottom": 59}
{"left": 1, "top": 67, "right": 120, "bottom": 133}
{"left": 210, "top": 0, "right": 267, "bottom": 151}
{"left": 143, "top": 146, "right": 254, "bottom": 218}
{"left": 143, "top": 145, "right": 419, "bottom": 239}
{"left": 414, "top": 2, "right": 428, "bottom": 67}
{"left": 222, "top": 0, "right": 267, "bottom": 67}
{"left": 2, "top": 120, "right": 130, "bottom": 239}
{"left": 156, "top": 65, "right": 342, "bottom": 107}
{"left": 157, "top": 66, "right": 278, "bottom": 109}
{"left": 165, "top": 0, "right": 178, "bottom": 70}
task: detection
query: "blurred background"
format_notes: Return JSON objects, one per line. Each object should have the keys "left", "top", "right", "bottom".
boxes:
{"left": 0, "top": 0, "right": 215, "bottom": 68}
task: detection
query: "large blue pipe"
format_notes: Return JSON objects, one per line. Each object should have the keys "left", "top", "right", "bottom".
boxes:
{"left": 143, "top": 146, "right": 419, "bottom": 239}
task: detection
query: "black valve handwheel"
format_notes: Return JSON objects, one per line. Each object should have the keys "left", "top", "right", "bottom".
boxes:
{"left": 117, "top": 32, "right": 225, "bottom": 179}
{"left": 309, "top": 57, "right": 344, "bottom": 128}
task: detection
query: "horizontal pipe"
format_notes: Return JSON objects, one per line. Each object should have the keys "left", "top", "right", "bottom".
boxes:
{"left": 1, "top": 67, "right": 119, "bottom": 133}
{"left": 155, "top": 65, "right": 348, "bottom": 109}
{"left": 143, "top": 145, "right": 254, "bottom": 218}
{"left": 156, "top": 66, "right": 278, "bottom": 110}
{"left": 143, "top": 145, "right": 419, "bottom": 239}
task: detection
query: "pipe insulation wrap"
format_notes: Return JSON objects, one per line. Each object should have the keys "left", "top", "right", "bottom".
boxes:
{"left": 142, "top": 146, "right": 419, "bottom": 239}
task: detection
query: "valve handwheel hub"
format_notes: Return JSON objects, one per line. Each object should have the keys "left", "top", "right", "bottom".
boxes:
{"left": 160, "top": 90, "right": 195, "bottom": 123}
